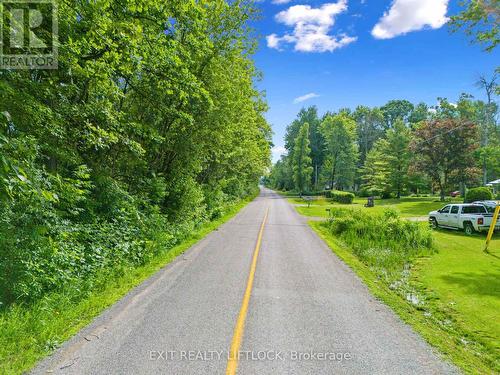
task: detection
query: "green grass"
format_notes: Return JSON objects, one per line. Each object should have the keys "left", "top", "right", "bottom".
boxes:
{"left": 310, "top": 220, "right": 500, "bottom": 374}
{"left": 0, "top": 196, "right": 254, "bottom": 375}
{"left": 293, "top": 196, "right": 462, "bottom": 218}
{"left": 414, "top": 231, "right": 500, "bottom": 368}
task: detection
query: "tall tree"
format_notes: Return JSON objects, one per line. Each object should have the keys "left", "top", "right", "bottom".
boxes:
{"left": 381, "top": 100, "right": 415, "bottom": 129}
{"left": 0, "top": 0, "right": 272, "bottom": 304}
{"left": 321, "top": 114, "right": 358, "bottom": 190}
{"left": 361, "top": 139, "right": 391, "bottom": 196}
{"left": 385, "top": 119, "right": 411, "bottom": 198}
{"left": 410, "top": 119, "right": 480, "bottom": 201}
{"left": 284, "top": 107, "right": 324, "bottom": 188}
{"left": 435, "top": 94, "right": 499, "bottom": 185}
{"left": 408, "top": 102, "right": 430, "bottom": 127}
{"left": 353, "top": 106, "right": 385, "bottom": 166}
{"left": 292, "top": 123, "right": 313, "bottom": 195}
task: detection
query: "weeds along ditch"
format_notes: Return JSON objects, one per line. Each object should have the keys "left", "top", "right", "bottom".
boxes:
{"left": 322, "top": 207, "right": 435, "bottom": 301}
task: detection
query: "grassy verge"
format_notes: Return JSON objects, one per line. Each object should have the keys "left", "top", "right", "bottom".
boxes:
{"left": 310, "top": 221, "right": 499, "bottom": 374}
{"left": 293, "top": 196, "right": 461, "bottom": 218}
{"left": 0, "top": 195, "right": 255, "bottom": 375}
{"left": 414, "top": 231, "right": 500, "bottom": 367}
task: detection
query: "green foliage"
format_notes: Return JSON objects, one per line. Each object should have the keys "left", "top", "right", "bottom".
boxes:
{"left": 360, "top": 106, "right": 415, "bottom": 197}
{"left": 361, "top": 139, "right": 391, "bottom": 196}
{"left": 268, "top": 94, "right": 498, "bottom": 204}
{"left": 267, "top": 158, "right": 294, "bottom": 191}
{"left": 353, "top": 106, "right": 384, "bottom": 166}
{"left": 464, "top": 186, "right": 494, "bottom": 202}
{"left": 325, "top": 208, "right": 434, "bottom": 282}
{"left": 328, "top": 191, "right": 355, "bottom": 204}
{"left": 380, "top": 100, "right": 414, "bottom": 129}
{"left": 385, "top": 119, "right": 411, "bottom": 198}
{"left": 410, "top": 118, "right": 480, "bottom": 201}
{"left": 450, "top": 0, "right": 499, "bottom": 52}
{"left": 292, "top": 123, "right": 313, "bottom": 194}
{"left": 320, "top": 113, "right": 358, "bottom": 190}
{"left": 0, "top": 0, "right": 270, "bottom": 306}
{"left": 0, "top": 194, "right": 254, "bottom": 375}
{"left": 284, "top": 106, "right": 324, "bottom": 188}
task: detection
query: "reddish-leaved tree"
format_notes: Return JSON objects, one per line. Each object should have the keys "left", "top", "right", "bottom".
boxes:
{"left": 410, "top": 119, "right": 480, "bottom": 201}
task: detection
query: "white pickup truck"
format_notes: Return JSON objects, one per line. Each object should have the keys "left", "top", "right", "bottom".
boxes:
{"left": 429, "top": 203, "right": 499, "bottom": 235}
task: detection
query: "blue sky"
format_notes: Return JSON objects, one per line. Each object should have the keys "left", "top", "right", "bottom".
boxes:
{"left": 249, "top": 0, "right": 499, "bottom": 162}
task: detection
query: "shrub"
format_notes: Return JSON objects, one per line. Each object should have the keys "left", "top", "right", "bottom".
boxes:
{"left": 380, "top": 191, "right": 392, "bottom": 199}
{"left": 464, "top": 187, "right": 493, "bottom": 203}
{"left": 301, "top": 191, "right": 323, "bottom": 197}
{"left": 356, "top": 188, "right": 372, "bottom": 198}
{"left": 330, "top": 191, "right": 355, "bottom": 204}
{"left": 325, "top": 208, "right": 434, "bottom": 283}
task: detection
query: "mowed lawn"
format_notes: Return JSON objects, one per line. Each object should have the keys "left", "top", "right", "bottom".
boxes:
{"left": 292, "top": 196, "right": 463, "bottom": 218}
{"left": 414, "top": 231, "right": 500, "bottom": 360}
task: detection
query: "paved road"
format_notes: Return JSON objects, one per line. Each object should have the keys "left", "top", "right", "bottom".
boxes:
{"left": 33, "top": 188, "right": 457, "bottom": 375}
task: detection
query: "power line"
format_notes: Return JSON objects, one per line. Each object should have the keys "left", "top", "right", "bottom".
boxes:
{"left": 412, "top": 121, "right": 475, "bottom": 148}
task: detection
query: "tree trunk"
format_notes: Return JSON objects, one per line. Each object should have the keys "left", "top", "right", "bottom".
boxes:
{"left": 438, "top": 177, "right": 445, "bottom": 201}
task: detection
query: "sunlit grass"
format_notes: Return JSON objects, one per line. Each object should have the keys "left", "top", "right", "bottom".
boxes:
{"left": 293, "top": 196, "right": 462, "bottom": 218}
{"left": 415, "top": 231, "right": 500, "bottom": 366}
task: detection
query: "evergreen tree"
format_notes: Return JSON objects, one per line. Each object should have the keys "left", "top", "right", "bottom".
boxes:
{"left": 292, "top": 123, "right": 313, "bottom": 195}
{"left": 361, "top": 139, "right": 391, "bottom": 196}
{"left": 321, "top": 114, "right": 358, "bottom": 190}
{"left": 284, "top": 107, "right": 324, "bottom": 189}
{"left": 386, "top": 119, "right": 411, "bottom": 198}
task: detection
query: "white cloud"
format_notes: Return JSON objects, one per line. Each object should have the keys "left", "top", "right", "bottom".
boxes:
{"left": 272, "top": 145, "right": 287, "bottom": 162}
{"left": 266, "top": 34, "right": 282, "bottom": 50}
{"left": 272, "top": 0, "right": 292, "bottom": 4}
{"left": 372, "top": 0, "right": 449, "bottom": 39}
{"left": 267, "top": 1, "right": 357, "bottom": 53}
{"left": 293, "top": 93, "right": 320, "bottom": 103}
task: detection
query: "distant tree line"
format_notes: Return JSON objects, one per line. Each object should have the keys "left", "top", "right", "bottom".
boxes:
{"left": 267, "top": 93, "right": 500, "bottom": 201}
{"left": 268, "top": 0, "right": 500, "bottom": 200}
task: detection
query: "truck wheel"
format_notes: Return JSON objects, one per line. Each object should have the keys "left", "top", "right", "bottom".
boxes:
{"left": 464, "top": 222, "right": 474, "bottom": 236}
{"left": 429, "top": 218, "right": 438, "bottom": 229}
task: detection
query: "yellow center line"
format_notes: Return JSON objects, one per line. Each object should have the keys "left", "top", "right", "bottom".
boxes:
{"left": 226, "top": 207, "right": 269, "bottom": 375}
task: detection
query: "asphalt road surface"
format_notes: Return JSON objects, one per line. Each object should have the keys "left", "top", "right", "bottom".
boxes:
{"left": 33, "top": 188, "right": 457, "bottom": 375}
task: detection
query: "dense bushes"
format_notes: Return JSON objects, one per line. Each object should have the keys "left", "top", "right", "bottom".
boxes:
{"left": 0, "top": 2, "right": 270, "bottom": 306}
{"left": 324, "top": 208, "right": 434, "bottom": 282}
{"left": 465, "top": 187, "right": 494, "bottom": 202}
{"left": 325, "top": 190, "right": 355, "bottom": 204}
